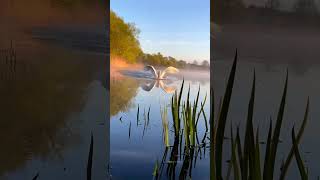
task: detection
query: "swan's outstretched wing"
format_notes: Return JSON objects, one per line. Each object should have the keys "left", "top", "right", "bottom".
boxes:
{"left": 144, "top": 65, "right": 158, "bottom": 78}
{"left": 159, "top": 66, "right": 179, "bottom": 79}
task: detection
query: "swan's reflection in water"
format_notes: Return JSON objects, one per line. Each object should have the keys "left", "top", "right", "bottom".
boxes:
{"left": 140, "top": 79, "right": 177, "bottom": 93}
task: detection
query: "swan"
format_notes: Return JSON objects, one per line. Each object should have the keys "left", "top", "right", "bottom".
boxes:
{"left": 141, "top": 79, "right": 176, "bottom": 93}
{"left": 144, "top": 65, "right": 179, "bottom": 80}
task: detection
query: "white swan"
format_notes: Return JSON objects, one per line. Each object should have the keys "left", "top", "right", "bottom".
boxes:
{"left": 144, "top": 65, "right": 179, "bottom": 80}
{"left": 141, "top": 79, "right": 177, "bottom": 93}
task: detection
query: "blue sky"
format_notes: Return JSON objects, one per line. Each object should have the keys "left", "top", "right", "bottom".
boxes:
{"left": 111, "top": 0, "right": 210, "bottom": 63}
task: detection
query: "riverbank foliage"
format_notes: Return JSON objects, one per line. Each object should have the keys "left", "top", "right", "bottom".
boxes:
{"left": 110, "top": 10, "right": 209, "bottom": 69}
{"left": 138, "top": 52, "right": 210, "bottom": 69}
{"left": 110, "top": 10, "right": 142, "bottom": 63}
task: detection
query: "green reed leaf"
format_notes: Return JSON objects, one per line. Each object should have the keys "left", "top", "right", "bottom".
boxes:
{"left": 215, "top": 49, "right": 238, "bottom": 180}
{"left": 280, "top": 97, "right": 309, "bottom": 180}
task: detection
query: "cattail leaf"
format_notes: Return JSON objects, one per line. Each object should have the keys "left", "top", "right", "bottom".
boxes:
{"left": 215, "top": 49, "right": 238, "bottom": 180}
{"left": 280, "top": 98, "right": 309, "bottom": 180}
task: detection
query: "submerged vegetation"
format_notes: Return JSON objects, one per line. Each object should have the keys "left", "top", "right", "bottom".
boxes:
{"left": 210, "top": 50, "right": 310, "bottom": 180}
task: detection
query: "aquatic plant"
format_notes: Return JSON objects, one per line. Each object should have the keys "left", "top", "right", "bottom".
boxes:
{"left": 147, "top": 105, "right": 151, "bottom": 125}
{"left": 153, "top": 159, "right": 160, "bottom": 178}
{"left": 171, "top": 79, "right": 184, "bottom": 136}
{"left": 129, "top": 121, "right": 131, "bottom": 139}
{"left": 210, "top": 50, "right": 310, "bottom": 180}
{"left": 32, "top": 173, "right": 39, "bottom": 180}
{"left": 160, "top": 105, "right": 170, "bottom": 147}
{"left": 87, "top": 133, "right": 93, "bottom": 180}
{"left": 153, "top": 77, "right": 209, "bottom": 180}
{"left": 137, "top": 104, "right": 140, "bottom": 127}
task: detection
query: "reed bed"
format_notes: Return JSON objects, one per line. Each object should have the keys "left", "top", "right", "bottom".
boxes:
{"left": 210, "top": 50, "right": 310, "bottom": 180}
{"left": 153, "top": 78, "right": 209, "bottom": 180}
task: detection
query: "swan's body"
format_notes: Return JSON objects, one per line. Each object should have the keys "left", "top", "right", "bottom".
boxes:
{"left": 144, "top": 65, "right": 179, "bottom": 80}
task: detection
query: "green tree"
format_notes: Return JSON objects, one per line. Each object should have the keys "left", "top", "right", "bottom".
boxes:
{"left": 110, "top": 10, "right": 142, "bottom": 63}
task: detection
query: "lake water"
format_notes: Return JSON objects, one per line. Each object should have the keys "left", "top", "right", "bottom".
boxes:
{"left": 0, "top": 1, "right": 108, "bottom": 180}
{"left": 212, "top": 56, "right": 320, "bottom": 179}
{"left": 110, "top": 70, "right": 210, "bottom": 180}
{"left": 212, "top": 13, "right": 320, "bottom": 178}
{"left": 212, "top": 32, "right": 320, "bottom": 179}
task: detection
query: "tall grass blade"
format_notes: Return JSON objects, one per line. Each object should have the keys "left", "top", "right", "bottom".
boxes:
{"left": 137, "top": 104, "right": 140, "bottom": 127}
{"left": 279, "top": 97, "right": 309, "bottom": 180}
{"left": 129, "top": 121, "right": 131, "bottom": 139}
{"left": 171, "top": 80, "right": 184, "bottom": 137}
{"left": 161, "top": 106, "right": 170, "bottom": 147}
{"left": 202, "top": 104, "right": 209, "bottom": 132}
{"left": 210, "top": 88, "right": 215, "bottom": 180}
{"left": 215, "top": 49, "right": 238, "bottom": 180}
{"left": 87, "top": 133, "right": 94, "bottom": 180}
{"left": 147, "top": 105, "right": 151, "bottom": 126}
{"left": 196, "top": 93, "right": 207, "bottom": 126}
{"left": 178, "top": 79, "right": 185, "bottom": 110}
{"left": 244, "top": 70, "right": 256, "bottom": 180}
{"left": 236, "top": 127, "right": 245, "bottom": 180}
{"left": 32, "top": 173, "right": 39, "bottom": 180}
{"left": 263, "top": 118, "right": 273, "bottom": 180}
{"left": 231, "top": 125, "right": 240, "bottom": 180}
{"left": 255, "top": 127, "right": 262, "bottom": 180}
{"left": 193, "top": 85, "right": 201, "bottom": 124}
{"left": 190, "top": 85, "right": 200, "bottom": 146}
{"left": 291, "top": 128, "right": 308, "bottom": 180}
{"left": 153, "top": 159, "right": 159, "bottom": 178}
{"left": 267, "top": 71, "right": 288, "bottom": 180}
{"left": 196, "top": 93, "right": 208, "bottom": 132}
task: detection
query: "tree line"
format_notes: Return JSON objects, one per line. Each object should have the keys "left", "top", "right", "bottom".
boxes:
{"left": 110, "top": 10, "right": 209, "bottom": 69}
{"left": 138, "top": 52, "right": 209, "bottom": 69}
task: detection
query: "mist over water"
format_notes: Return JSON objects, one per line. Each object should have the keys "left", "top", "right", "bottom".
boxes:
{"left": 119, "top": 66, "right": 209, "bottom": 83}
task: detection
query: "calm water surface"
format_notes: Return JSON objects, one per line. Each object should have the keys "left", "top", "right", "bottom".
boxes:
{"left": 110, "top": 71, "right": 210, "bottom": 180}
{"left": 213, "top": 58, "right": 320, "bottom": 179}
{"left": 212, "top": 15, "right": 320, "bottom": 178}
